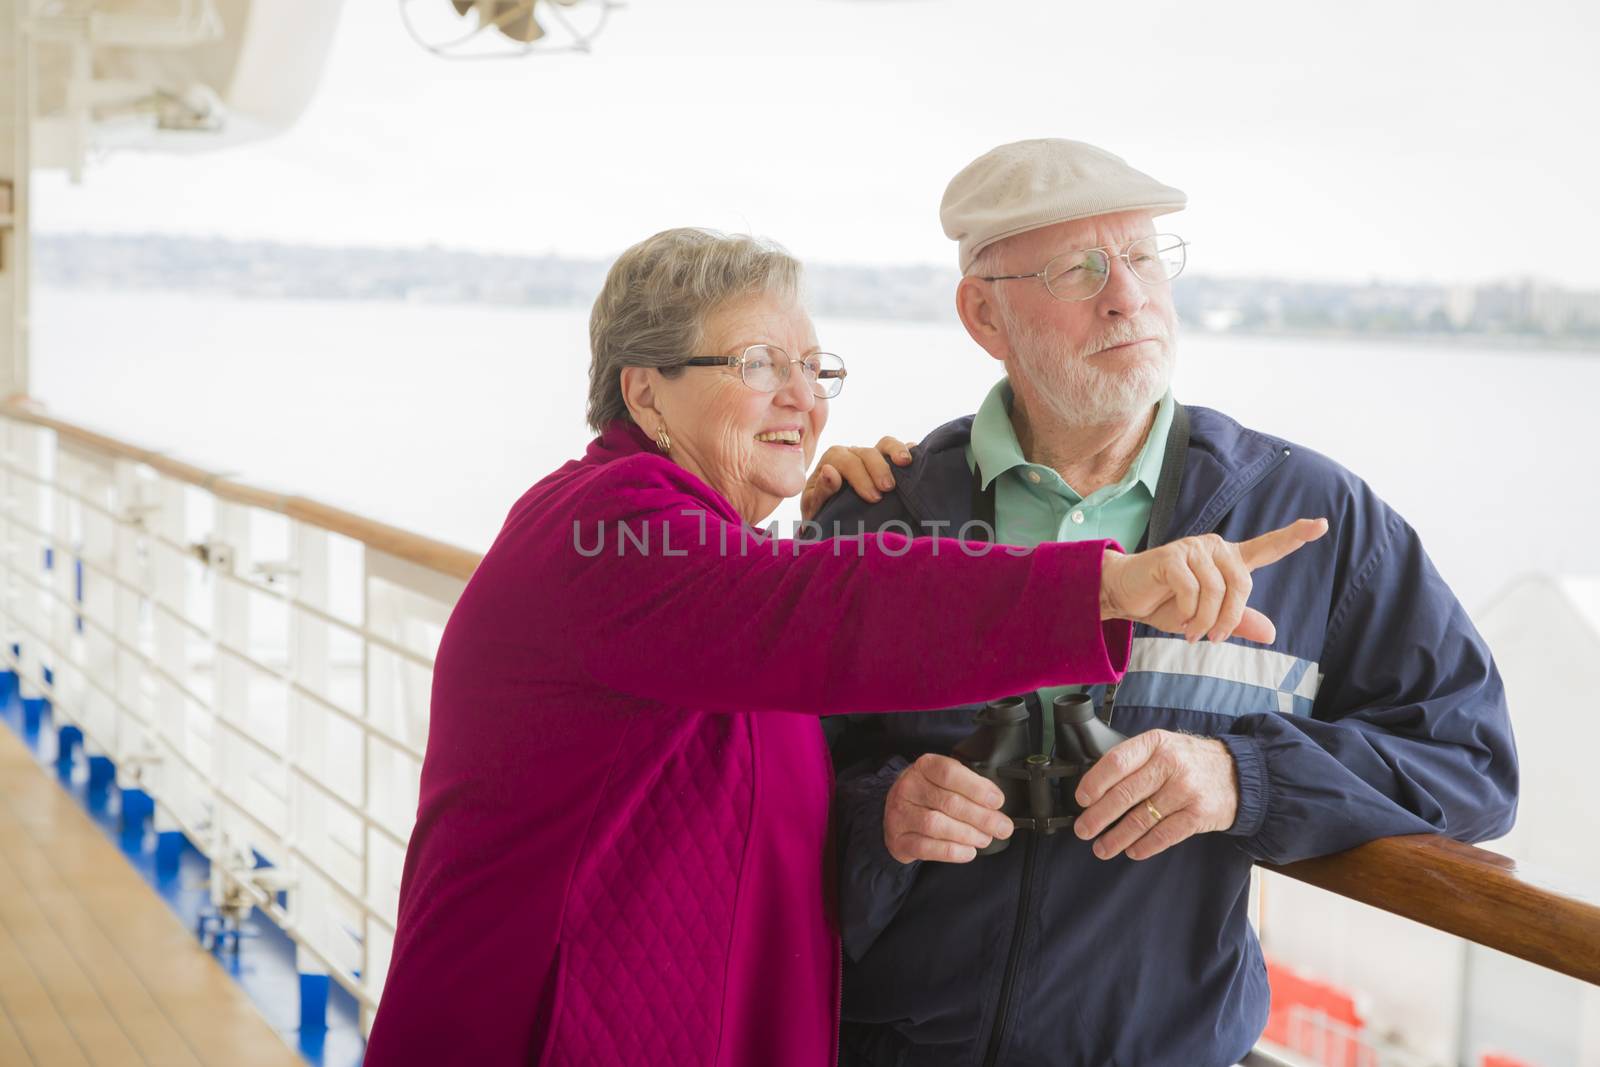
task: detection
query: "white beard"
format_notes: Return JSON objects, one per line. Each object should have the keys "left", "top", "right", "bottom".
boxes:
{"left": 1005, "top": 310, "right": 1177, "bottom": 427}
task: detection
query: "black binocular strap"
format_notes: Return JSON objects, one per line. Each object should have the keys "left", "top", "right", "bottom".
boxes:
{"left": 1143, "top": 401, "right": 1192, "bottom": 550}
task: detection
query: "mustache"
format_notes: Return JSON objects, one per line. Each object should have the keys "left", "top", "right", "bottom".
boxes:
{"left": 1077, "top": 318, "right": 1173, "bottom": 359}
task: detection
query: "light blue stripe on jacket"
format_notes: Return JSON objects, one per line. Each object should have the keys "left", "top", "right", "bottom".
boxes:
{"left": 1115, "top": 636, "right": 1321, "bottom": 717}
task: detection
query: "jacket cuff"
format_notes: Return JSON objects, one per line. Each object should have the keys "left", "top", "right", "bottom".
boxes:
{"left": 1220, "top": 733, "right": 1269, "bottom": 839}
{"left": 837, "top": 756, "right": 921, "bottom": 962}
{"left": 1050, "top": 539, "right": 1133, "bottom": 684}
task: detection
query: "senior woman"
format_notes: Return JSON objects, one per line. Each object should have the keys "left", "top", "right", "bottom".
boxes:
{"left": 363, "top": 228, "right": 1323, "bottom": 1067}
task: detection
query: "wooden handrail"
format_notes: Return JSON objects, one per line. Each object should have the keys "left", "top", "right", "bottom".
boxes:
{"left": 1268, "top": 835, "right": 1600, "bottom": 985}
{"left": 0, "top": 399, "right": 483, "bottom": 581}
{"left": 4, "top": 402, "right": 1597, "bottom": 985}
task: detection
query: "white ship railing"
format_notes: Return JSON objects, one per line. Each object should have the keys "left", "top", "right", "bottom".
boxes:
{"left": 0, "top": 400, "right": 477, "bottom": 1032}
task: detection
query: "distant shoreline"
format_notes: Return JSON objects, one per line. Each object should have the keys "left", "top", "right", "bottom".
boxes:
{"left": 35, "top": 282, "right": 1600, "bottom": 358}
{"left": 1195, "top": 326, "right": 1600, "bottom": 355}
{"left": 32, "top": 231, "right": 1600, "bottom": 354}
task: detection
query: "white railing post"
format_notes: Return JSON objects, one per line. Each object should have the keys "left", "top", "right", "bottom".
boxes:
{"left": 359, "top": 545, "right": 377, "bottom": 1036}
{"left": 0, "top": 419, "right": 34, "bottom": 714}
{"left": 209, "top": 498, "right": 250, "bottom": 919}
{"left": 69, "top": 450, "right": 116, "bottom": 791}
{"left": 0, "top": 420, "right": 11, "bottom": 667}
{"left": 290, "top": 519, "right": 333, "bottom": 1032}
{"left": 14, "top": 422, "right": 45, "bottom": 705}
{"left": 48, "top": 444, "right": 72, "bottom": 701}
{"left": 150, "top": 474, "right": 195, "bottom": 853}
{"left": 111, "top": 456, "right": 159, "bottom": 837}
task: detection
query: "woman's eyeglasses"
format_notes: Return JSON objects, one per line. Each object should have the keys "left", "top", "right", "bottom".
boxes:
{"left": 678, "top": 345, "right": 847, "bottom": 399}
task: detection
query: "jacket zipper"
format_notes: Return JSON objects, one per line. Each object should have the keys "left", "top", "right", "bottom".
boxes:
{"left": 834, "top": 936, "right": 844, "bottom": 1067}
{"left": 981, "top": 831, "right": 1037, "bottom": 1067}
{"left": 967, "top": 435, "right": 1292, "bottom": 1066}
{"left": 974, "top": 450, "right": 1287, "bottom": 1066}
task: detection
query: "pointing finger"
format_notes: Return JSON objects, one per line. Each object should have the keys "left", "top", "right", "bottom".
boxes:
{"left": 1238, "top": 518, "right": 1328, "bottom": 571}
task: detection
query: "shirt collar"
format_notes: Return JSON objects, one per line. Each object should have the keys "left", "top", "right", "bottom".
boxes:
{"left": 969, "top": 379, "right": 1026, "bottom": 491}
{"left": 1128, "top": 389, "right": 1176, "bottom": 498}
{"left": 970, "top": 378, "right": 1174, "bottom": 499}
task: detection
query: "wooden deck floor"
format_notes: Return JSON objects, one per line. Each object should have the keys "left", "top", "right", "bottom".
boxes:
{"left": 0, "top": 726, "right": 302, "bottom": 1067}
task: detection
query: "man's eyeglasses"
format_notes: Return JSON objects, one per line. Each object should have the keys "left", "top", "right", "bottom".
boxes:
{"left": 980, "top": 234, "right": 1188, "bottom": 302}
{"left": 678, "top": 345, "right": 848, "bottom": 399}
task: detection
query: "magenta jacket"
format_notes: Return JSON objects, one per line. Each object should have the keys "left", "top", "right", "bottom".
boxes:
{"left": 363, "top": 421, "right": 1131, "bottom": 1067}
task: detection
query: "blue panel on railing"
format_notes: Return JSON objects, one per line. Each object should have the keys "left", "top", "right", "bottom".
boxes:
{"left": 87, "top": 754, "right": 116, "bottom": 792}
{"left": 121, "top": 787, "right": 155, "bottom": 840}
{"left": 20, "top": 696, "right": 46, "bottom": 741}
{"left": 301, "top": 973, "right": 331, "bottom": 1033}
{"left": 156, "top": 829, "right": 187, "bottom": 879}
{"left": 57, "top": 723, "right": 82, "bottom": 771}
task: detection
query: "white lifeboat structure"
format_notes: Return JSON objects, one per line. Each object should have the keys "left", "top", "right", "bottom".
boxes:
{"left": 25, "top": 0, "right": 346, "bottom": 178}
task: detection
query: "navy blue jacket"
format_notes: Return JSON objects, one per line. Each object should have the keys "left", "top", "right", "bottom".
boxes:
{"left": 815, "top": 404, "right": 1518, "bottom": 1067}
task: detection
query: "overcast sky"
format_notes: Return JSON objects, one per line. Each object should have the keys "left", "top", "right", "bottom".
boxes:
{"left": 31, "top": 0, "right": 1600, "bottom": 287}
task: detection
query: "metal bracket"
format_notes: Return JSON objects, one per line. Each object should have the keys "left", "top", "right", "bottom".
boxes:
{"left": 251, "top": 559, "right": 298, "bottom": 586}
{"left": 117, "top": 746, "right": 162, "bottom": 785}
{"left": 118, "top": 502, "right": 160, "bottom": 528}
{"left": 189, "top": 538, "right": 234, "bottom": 573}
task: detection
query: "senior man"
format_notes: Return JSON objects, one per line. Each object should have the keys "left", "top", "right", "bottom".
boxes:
{"left": 805, "top": 139, "right": 1518, "bottom": 1067}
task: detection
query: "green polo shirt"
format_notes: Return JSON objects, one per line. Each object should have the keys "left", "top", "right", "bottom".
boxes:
{"left": 965, "top": 379, "right": 1175, "bottom": 748}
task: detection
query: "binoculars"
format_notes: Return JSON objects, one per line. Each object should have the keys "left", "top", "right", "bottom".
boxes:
{"left": 952, "top": 690, "right": 1127, "bottom": 855}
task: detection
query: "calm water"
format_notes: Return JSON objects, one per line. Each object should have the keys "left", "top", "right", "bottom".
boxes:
{"left": 32, "top": 286, "right": 1600, "bottom": 612}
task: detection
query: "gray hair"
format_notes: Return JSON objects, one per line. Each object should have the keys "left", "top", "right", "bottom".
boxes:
{"left": 965, "top": 239, "right": 1009, "bottom": 280}
{"left": 966, "top": 239, "right": 1018, "bottom": 326}
{"left": 586, "top": 228, "right": 803, "bottom": 432}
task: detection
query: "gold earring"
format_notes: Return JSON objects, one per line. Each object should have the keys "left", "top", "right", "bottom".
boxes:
{"left": 655, "top": 423, "right": 672, "bottom": 453}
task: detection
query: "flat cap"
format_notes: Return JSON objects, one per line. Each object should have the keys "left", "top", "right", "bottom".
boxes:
{"left": 941, "top": 139, "right": 1187, "bottom": 273}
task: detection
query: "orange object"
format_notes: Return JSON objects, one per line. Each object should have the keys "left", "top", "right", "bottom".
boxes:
{"left": 1264, "top": 959, "right": 1367, "bottom": 1066}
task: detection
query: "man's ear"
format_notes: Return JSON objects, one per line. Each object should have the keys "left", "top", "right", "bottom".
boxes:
{"left": 620, "top": 366, "right": 660, "bottom": 428}
{"left": 956, "top": 276, "right": 1011, "bottom": 365}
